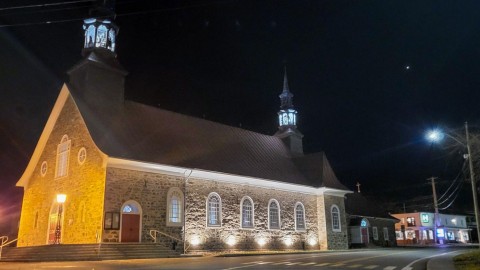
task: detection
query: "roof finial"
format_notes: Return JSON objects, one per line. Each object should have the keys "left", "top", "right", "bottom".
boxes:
{"left": 356, "top": 182, "right": 361, "bottom": 193}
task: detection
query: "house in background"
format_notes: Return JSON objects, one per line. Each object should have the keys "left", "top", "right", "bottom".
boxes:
{"left": 391, "top": 212, "right": 470, "bottom": 245}
{"left": 15, "top": 4, "right": 353, "bottom": 253}
{"left": 345, "top": 189, "right": 398, "bottom": 248}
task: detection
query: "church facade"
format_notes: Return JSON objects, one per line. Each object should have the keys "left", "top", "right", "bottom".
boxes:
{"left": 16, "top": 8, "right": 352, "bottom": 252}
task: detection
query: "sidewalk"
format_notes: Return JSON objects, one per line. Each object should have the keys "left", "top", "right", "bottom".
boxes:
{"left": 426, "top": 250, "right": 461, "bottom": 270}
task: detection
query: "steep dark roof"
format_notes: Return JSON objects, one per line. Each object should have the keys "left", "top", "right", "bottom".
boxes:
{"left": 65, "top": 54, "right": 349, "bottom": 190}
{"left": 345, "top": 193, "right": 397, "bottom": 220}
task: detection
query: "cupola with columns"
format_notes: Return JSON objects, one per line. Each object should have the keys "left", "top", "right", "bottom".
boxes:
{"left": 67, "top": 0, "right": 127, "bottom": 110}
{"left": 274, "top": 67, "right": 304, "bottom": 156}
{"left": 82, "top": 0, "right": 118, "bottom": 56}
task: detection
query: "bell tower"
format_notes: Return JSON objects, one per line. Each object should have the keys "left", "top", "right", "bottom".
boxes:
{"left": 274, "top": 67, "right": 304, "bottom": 156}
{"left": 82, "top": 0, "right": 118, "bottom": 56}
{"left": 67, "top": 0, "right": 127, "bottom": 110}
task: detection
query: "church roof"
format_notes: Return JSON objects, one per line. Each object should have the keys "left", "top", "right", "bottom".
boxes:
{"left": 345, "top": 192, "right": 397, "bottom": 220}
{"left": 68, "top": 84, "right": 348, "bottom": 190}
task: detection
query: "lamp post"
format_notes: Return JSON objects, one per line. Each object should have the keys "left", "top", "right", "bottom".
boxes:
{"left": 427, "top": 123, "right": 480, "bottom": 247}
{"left": 54, "top": 194, "right": 67, "bottom": 245}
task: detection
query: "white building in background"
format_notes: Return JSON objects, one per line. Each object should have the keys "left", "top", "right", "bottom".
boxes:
{"left": 391, "top": 212, "right": 470, "bottom": 245}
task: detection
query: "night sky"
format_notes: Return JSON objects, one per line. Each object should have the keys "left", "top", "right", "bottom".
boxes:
{"left": 2, "top": 0, "right": 480, "bottom": 235}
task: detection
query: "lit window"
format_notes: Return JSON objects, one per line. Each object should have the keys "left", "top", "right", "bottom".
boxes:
{"left": 331, "top": 205, "right": 341, "bottom": 232}
{"left": 406, "top": 217, "right": 416, "bottom": 227}
{"left": 295, "top": 202, "right": 306, "bottom": 230}
{"left": 85, "top": 25, "right": 95, "bottom": 48}
{"left": 268, "top": 199, "right": 280, "bottom": 229}
{"left": 123, "top": 205, "right": 132, "bottom": 213}
{"left": 167, "top": 188, "right": 183, "bottom": 226}
{"left": 96, "top": 25, "right": 108, "bottom": 48}
{"left": 207, "top": 193, "right": 221, "bottom": 227}
{"left": 55, "top": 135, "right": 71, "bottom": 178}
{"left": 241, "top": 196, "right": 254, "bottom": 228}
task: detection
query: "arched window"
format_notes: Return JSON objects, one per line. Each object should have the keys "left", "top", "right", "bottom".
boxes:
{"left": 55, "top": 135, "right": 71, "bottom": 178}
{"left": 295, "top": 202, "right": 306, "bottom": 230}
{"left": 206, "top": 193, "right": 221, "bottom": 227}
{"left": 85, "top": 25, "right": 95, "bottom": 48}
{"left": 96, "top": 25, "right": 108, "bottom": 48}
{"left": 268, "top": 199, "right": 280, "bottom": 229}
{"left": 241, "top": 196, "right": 254, "bottom": 228}
{"left": 167, "top": 188, "right": 183, "bottom": 226}
{"left": 108, "top": 28, "right": 116, "bottom": 51}
{"left": 331, "top": 205, "right": 341, "bottom": 232}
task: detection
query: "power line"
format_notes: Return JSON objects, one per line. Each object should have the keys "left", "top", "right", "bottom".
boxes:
{"left": 0, "top": 0, "right": 93, "bottom": 12}
{"left": 0, "top": 0, "right": 234, "bottom": 28}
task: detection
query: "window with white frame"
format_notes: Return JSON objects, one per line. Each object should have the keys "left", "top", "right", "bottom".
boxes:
{"left": 373, "top": 226, "right": 379, "bottom": 240}
{"left": 241, "top": 196, "right": 254, "bottom": 228}
{"left": 268, "top": 199, "right": 280, "bottom": 229}
{"left": 207, "top": 193, "right": 221, "bottom": 227}
{"left": 295, "top": 202, "right": 306, "bottom": 230}
{"left": 55, "top": 135, "right": 71, "bottom": 178}
{"left": 331, "top": 205, "right": 341, "bottom": 232}
{"left": 383, "top": 227, "right": 389, "bottom": 240}
{"left": 167, "top": 188, "right": 183, "bottom": 226}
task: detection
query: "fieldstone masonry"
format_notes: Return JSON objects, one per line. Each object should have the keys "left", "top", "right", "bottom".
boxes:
{"left": 18, "top": 94, "right": 106, "bottom": 246}
{"left": 102, "top": 166, "right": 349, "bottom": 252}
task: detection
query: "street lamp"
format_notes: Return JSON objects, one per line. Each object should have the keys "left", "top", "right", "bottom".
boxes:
{"left": 426, "top": 123, "right": 480, "bottom": 247}
{"left": 54, "top": 194, "right": 67, "bottom": 244}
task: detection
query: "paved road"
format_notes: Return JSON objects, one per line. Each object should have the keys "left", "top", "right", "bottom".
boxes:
{"left": 0, "top": 248, "right": 468, "bottom": 270}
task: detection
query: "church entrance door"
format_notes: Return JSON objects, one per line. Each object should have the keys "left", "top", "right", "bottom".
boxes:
{"left": 120, "top": 200, "right": 142, "bottom": 242}
{"left": 361, "top": 227, "right": 369, "bottom": 244}
{"left": 121, "top": 214, "right": 140, "bottom": 242}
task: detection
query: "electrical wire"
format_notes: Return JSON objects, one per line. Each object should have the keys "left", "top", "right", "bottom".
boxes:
{"left": 437, "top": 160, "right": 466, "bottom": 201}
{"left": 0, "top": 0, "right": 93, "bottom": 12}
{"left": 0, "top": 0, "right": 234, "bottom": 28}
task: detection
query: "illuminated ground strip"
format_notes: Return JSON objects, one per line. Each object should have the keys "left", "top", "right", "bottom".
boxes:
{"left": 236, "top": 261, "right": 400, "bottom": 269}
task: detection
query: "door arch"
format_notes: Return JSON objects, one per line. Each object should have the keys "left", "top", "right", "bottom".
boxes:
{"left": 120, "top": 200, "right": 142, "bottom": 242}
{"left": 47, "top": 201, "right": 65, "bottom": 244}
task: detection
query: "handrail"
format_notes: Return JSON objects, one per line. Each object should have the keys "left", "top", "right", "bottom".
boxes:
{"left": 149, "top": 229, "right": 189, "bottom": 254}
{"left": 0, "top": 236, "right": 17, "bottom": 260}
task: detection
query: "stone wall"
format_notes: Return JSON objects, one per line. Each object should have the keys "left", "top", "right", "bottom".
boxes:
{"left": 104, "top": 167, "right": 185, "bottom": 247}
{"left": 103, "top": 168, "right": 332, "bottom": 251}
{"left": 184, "top": 178, "right": 320, "bottom": 251}
{"left": 322, "top": 195, "right": 349, "bottom": 250}
{"left": 18, "top": 94, "right": 106, "bottom": 246}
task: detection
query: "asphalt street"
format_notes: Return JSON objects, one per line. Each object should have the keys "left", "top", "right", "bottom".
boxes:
{"left": 0, "top": 248, "right": 467, "bottom": 270}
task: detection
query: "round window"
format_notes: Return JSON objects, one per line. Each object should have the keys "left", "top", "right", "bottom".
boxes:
{"left": 78, "top": 147, "right": 87, "bottom": 165}
{"left": 40, "top": 161, "right": 47, "bottom": 176}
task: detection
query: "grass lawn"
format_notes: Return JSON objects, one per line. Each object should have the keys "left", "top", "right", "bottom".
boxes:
{"left": 454, "top": 250, "right": 480, "bottom": 270}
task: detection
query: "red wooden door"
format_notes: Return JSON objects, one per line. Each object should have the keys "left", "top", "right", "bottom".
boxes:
{"left": 361, "top": 228, "right": 369, "bottom": 244}
{"left": 47, "top": 213, "right": 58, "bottom": 244}
{"left": 121, "top": 214, "right": 140, "bottom": 242}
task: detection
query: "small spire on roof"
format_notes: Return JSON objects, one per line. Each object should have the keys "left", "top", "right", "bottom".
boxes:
{"left": 283, "top": 65, "right": 290, "bottom": 93}
{"left": 356, "top": 182, "right": 361, "bottom": 193}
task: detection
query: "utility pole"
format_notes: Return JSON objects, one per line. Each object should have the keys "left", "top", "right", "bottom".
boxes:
{"left": 465, "top": 122, "right": 480, "bottom": 247}
{"left": 428, "top": 176, "right": 440, "bottom": 244}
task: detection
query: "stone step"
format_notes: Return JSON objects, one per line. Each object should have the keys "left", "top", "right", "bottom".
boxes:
{"left": 0, "top": 243, "right": 182, "bottom": 262}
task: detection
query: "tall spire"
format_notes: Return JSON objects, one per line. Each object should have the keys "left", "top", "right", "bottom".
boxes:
{"left": 274, "top": 66, "right": 303, "bottom": 156}
{"left": 279, "top": 66, "right": 294, "bottom": 110}
{"left": 277, "top": 66, "right": 297, "bottom": 128}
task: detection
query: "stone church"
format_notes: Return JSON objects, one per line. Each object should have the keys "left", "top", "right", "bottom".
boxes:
{"left": 16, "top": 6, "right": 352, "bottom": 253}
